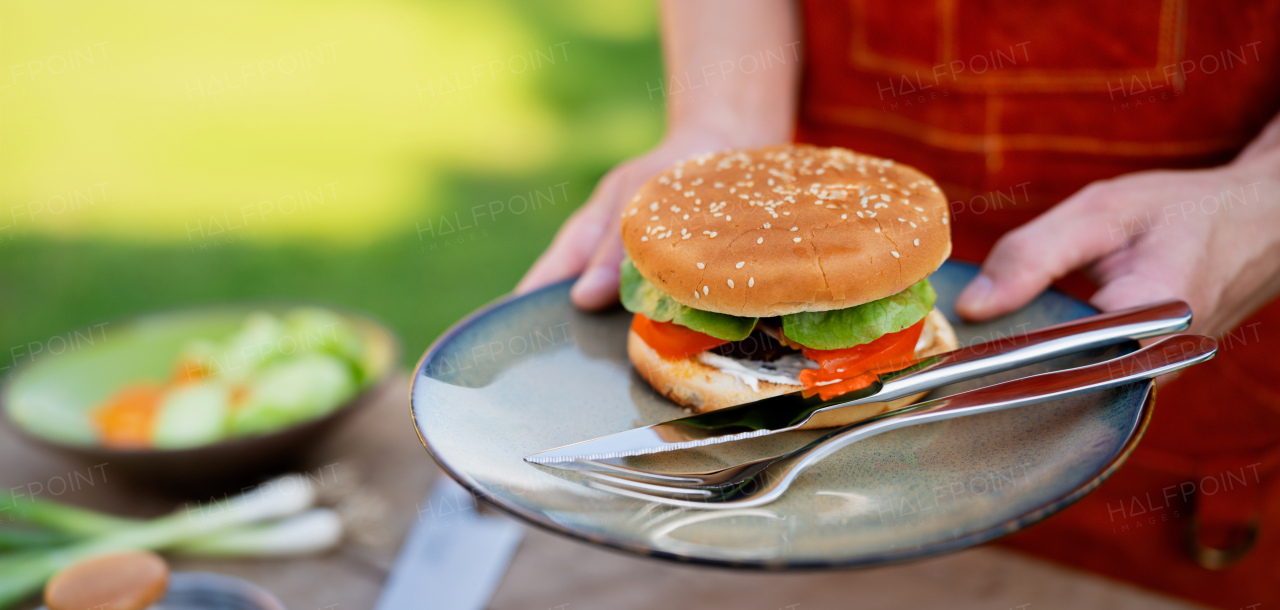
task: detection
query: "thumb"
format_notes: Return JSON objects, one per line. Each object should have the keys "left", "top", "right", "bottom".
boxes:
{"left": 956, "top": 195, "right": 1120, "bottom": 321}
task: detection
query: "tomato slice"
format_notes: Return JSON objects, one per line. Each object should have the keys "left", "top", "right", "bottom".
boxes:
{"left": 631, "top": 314, "right": 730, "bottom": 360}
{"left": 798, "top": 319, "right": 926, "bottom": 400}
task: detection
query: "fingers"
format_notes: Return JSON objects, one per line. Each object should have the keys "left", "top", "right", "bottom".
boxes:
{"left": 956, "top": 188, "right": 1121, "bottom": 321}
{"left": 571, "top": 223, "right": 626, "bottom": 310}
{"left": 514, "top": 175, "right": 620, "bottom": 295}
{"left": 572, "top": 174, "right": 641, "bottom": 310}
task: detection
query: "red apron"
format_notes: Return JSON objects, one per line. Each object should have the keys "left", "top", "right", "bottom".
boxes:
{"left": 795, "top": 1, "right": 1280, "bottom": 606}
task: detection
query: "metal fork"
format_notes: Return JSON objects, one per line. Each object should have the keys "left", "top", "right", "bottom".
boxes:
{"left": 580, "top": 334, "right": 1216, "bottom": 509}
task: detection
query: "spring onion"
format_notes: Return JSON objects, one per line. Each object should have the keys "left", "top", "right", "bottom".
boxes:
{"left": 0, "top": 495, "right": 135, "bottom": 537}
{"left": 0, "top": 527, "right": 76, "bottom": 551}
{"left": 173, "top": 508, "right": 342, "bottom": 557}
{"left": 0, "top": 474, "right": 317, "bottom": 609}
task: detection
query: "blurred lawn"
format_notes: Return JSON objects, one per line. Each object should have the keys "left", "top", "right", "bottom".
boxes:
{"left": 0, "top": 0, "right": 665, "bottom": 369}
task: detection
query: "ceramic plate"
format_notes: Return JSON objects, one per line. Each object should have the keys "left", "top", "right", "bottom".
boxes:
{"left": 412, "top": 261, "right": 1153, "bottom": 568}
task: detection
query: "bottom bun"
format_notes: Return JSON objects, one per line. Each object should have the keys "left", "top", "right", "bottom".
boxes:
{"left": 628, "top": 309, "right": 960, "bottom": 429}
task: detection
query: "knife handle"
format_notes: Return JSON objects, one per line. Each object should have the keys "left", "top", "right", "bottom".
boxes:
{"left": 830, "top": 299, "right": 1192, "bottom": 411}
{"left": 799, "top": 334, "right": 1216, "bottom": 468}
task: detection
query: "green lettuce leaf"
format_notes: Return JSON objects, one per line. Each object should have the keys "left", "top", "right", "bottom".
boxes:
{"left": 781, "top": 279, "right": 936, "bottom": 350}
{"left": 618, "top": 258, "right": 757, "bottom": 341}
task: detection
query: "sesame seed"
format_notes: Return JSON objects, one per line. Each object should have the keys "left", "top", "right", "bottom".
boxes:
{"left": 914, "top": 206, "right": 924, "bottom": 212}
{"left": 913, "top": 238, "right": 920, "bottom": 246}
{"left": 641, "top": 236, "right": 648, "bottom": 241}
{"left": 842, "top": 213, "right": 849, "bottom": 219}
{"left": 650, "top": 202, "right": 659, "bottom": 211}
{"left": 702, "top": 286, "right": 709, "bottom": 295}
{"left": 697, "top": 262, "right": 705, "bottom": 269}
{"left": 874, "top": 227, "right": 881, "bottom": 233}
{"left": 727, "top": 279, "right": 735, "bottom": 288}
{"left": 694, "top": 291, "right": 700, "bottom": 299}
{"left": 898, "top": 218, "right": 906, "bottom": 222}
{"left": 763, "top": 222, "right": 771, "bottom": 228}
{"left": 735, "top": 261, "right": 745, "bottom": 268}
{"left": 942, "top": 216, "right": 949, "bottom": 225}
{"left": 790, "top": 226, "right": 798, "bottom": 231}
{"left": 726, "top": 215, "right": 732, "bottom": 221}
{"left": 891, "top": 251, "right": 900, "bottom": 258}
{"left": 909, "top": 221, "right": 917, "bottom": 228}
{"left": 793, "top": 237, "right": 802, "bottom": 243}
{"left": 757, "top": 237, "right": 763, "bottom": 244}
{"left": 748, "top": 277, "right": 755, "bottom": 287}
{"left": 709, "top": 232, "right": 718, "bottom": 238}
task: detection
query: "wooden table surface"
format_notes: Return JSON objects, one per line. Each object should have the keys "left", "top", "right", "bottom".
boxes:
{"left": 1, "top": 374, "right": 1207, "bottom": 610}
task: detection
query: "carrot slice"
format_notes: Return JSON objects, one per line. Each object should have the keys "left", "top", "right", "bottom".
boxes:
{"left": 91, "top": 384, "right": 165, "bottom": 449}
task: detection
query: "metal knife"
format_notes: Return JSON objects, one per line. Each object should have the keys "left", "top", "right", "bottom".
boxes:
{"left": 524, "top": 299, "right": 1191, "bottom": 465}
{"left": 374, "top": 477, "right": 523, "bottom": 610}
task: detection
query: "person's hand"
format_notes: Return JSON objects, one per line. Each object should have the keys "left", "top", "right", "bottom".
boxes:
{"left": 516, "top": 128, "right": 776, "bottom": 309}
{"left": 954, "top": 152, "right": 1280, "bottom": 341}
{"left": 517, "top": 0, "right": 801, "bottom": 309}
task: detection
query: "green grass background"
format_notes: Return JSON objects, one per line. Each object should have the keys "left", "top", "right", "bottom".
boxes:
{"left": 0, "top": 0, "right": 666, "bottom": 369}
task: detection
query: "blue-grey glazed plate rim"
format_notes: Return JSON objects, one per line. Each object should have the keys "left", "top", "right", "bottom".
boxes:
{"left": 410, "top": 260, "right": 1155, "bottom": 570}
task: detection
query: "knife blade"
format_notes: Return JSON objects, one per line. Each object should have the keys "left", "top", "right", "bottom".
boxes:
{"left": 374, "top": 477, "right": 523, "bottom": 610}
{"left": 524, "top": 299, "right": 1191, "bottom": 465}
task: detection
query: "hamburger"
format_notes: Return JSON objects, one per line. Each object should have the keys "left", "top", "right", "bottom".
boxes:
{"left": 619, "top": 144, "right": 958, "bottom": 427}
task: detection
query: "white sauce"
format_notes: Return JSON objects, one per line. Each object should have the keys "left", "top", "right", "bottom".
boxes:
{"left": 696, "top": 352, "right": 814, "bottom": 392}
{"left": 699, "top": 311, "right": 941, "bottom": 393}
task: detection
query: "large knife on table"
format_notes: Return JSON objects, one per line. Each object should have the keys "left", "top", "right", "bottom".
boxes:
{"left": 375, "top": 477, "right": 523, "bottom": 610}
{"left": 524, "top": 300, "right": 1191, "bottom": 467}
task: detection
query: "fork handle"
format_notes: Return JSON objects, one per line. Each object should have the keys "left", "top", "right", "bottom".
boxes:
{"left": 836, "top": 299, "right": 1193, "bottom": 409}
{"left": 797, "top": 334, "right": 1216, "bottom": 469}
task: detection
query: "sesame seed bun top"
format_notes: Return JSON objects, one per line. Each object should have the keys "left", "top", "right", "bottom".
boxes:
{"left": 620, "top": 144, "right": 951, "bottom": 318}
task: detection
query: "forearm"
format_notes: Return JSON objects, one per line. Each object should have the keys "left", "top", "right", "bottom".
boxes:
{"left": 658, "top": 0, "right": 801, "bottom": 146}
